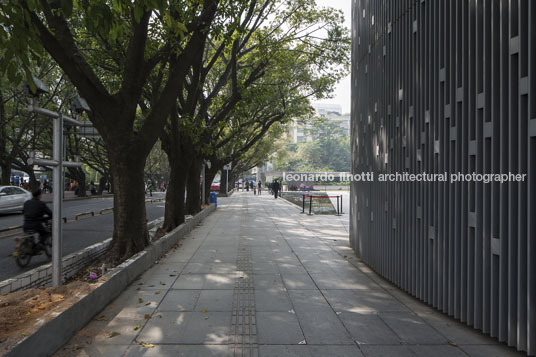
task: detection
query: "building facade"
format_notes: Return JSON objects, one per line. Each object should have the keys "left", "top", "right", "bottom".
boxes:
{"left": 289, "top": 103, "right": 350, "bottom": 143}
{"left": 350, "top": 0, "right": 535, "bottom": 354}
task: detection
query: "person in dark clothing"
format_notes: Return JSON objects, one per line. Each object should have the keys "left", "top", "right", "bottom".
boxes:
{"left": 258, "top": 181, "right": 262, "bottom": 195}
{"left": 272, "top": 180, "right": 280, "bottom": 199}
{"left": 23, "top": 189, "right": 52, "bottom": 248}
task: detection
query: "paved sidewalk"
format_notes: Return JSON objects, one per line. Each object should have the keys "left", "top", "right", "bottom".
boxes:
{"left": 54, "top": 192, "right": 522, "bottom": 357}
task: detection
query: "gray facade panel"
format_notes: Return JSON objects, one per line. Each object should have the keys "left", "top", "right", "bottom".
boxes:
{"left": 351, "top": 0, "right": 535, "bottom": 354}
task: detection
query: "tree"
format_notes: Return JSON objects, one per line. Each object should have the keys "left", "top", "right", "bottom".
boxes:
{"left": 1, "top": 0, "right": 221, "bottom": 262}
{"left": 160, "top": 0, "right": 350, "bottom": 228}
{"left": 274, "top": 118, "right": 350, "bottom": 172}
{"left": 0, "top": 59, "right": 68, "bottom": 190}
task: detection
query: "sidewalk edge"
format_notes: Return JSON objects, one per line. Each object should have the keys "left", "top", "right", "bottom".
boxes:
{"left": 6, "top": 204, "right": 216, "bottom": 357}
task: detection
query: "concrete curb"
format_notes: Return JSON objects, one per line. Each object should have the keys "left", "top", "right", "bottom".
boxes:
{"left": 6, "top": 204, "right": 216, "bottom": 357}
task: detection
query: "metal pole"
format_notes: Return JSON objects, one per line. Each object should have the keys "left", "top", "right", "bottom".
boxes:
{"left": 201, "top": 162, "right": 205, "bottom": 205}
{"left": 52, "top": 113, "right": 63, "bottom": 286}
{"left": 309, "top": 195, "right": 312, "bottom": 215}
{"left": 340, "top": 195, "right": 343, "bottom": 214}
{"left": 337, "top": 195, "right": 340, "bottom": 216}
{"left": 302, "top": 194, "right": 305, "bottom": 213}
{"left": 226, "top": 169, "right": 228, "bottom": 195}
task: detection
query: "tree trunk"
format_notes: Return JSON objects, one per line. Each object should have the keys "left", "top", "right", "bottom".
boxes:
{"left": 1, "top": 164, "right": 11, "bottom": 185}
{"left": 98, "top": 175, "right": 107, "bottom": 194}
{"left": 28, "top": 170, "right": 39, "bottom": 191}
{"left": 219, "top": 167, "right": 228, "bottom": 195}
{"left": 163, "top": 159, "right": 189, "bottom": 231}
{"left": 67, "top": 167, "right": 87, "bottom": 197}
{"left": 107, "top": 158, "right": 149, "bottom": 263}
{"left": 186, "top": 157, "right": 202, "bottom": 214}
{"left": 161, "top": 136, "right": 192, "bottom": 231}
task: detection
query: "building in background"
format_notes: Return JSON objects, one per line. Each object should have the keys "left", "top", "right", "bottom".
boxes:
{"left": 289, "top": 103, "right": 350, "bottom": 143}
{"left": 350, "top": 1, "right": 535, "bottom": 354}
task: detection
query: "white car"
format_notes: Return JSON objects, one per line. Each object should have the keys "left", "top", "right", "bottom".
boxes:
{"left": 0, "top": 186, "right": 33, "bottom": 213}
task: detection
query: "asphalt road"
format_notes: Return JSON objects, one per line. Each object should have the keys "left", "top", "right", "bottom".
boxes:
{"left": 0, "top": 193, "right": 166, "bottom": 281}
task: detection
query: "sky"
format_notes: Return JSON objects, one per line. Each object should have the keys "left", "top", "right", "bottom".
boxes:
{"left": 314, "top": 0, "right": 351, "bottom": 114}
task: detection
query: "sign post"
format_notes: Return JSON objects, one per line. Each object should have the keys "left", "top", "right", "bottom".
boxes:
{"left": 223, "top": 163, "right": 232, "bottom": 194}
{"left": 27, "top": 104, "right": 86, "bottom": 286}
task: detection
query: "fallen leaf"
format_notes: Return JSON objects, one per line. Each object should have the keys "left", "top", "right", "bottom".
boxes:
{"left": 169, "top": 274, "right": 177, "bottom": 277}
{"left": 72, "top": 345, "right": 84, "bottom": 351}
{"left": 160, "top": 281, "right": 166, "bottom": 285}
{"left": 20, "top": 332, "right": 28, "bottom": 337}
{"left": 108, "top": 332, "right": 120, "bottom": 338}
{"left": 201, "top": 309, "right": 207, "bottom": 313}
{"left": 138, "top": 298, "right": 144, "bottom": 303}
{"left": 145, "top": 302, "right": 151, "bottom": 306}
{"left": 139, "top": 342, "right": 155, "bottom": 348}
{"left": 144, "top": 314, "right": 152, "bottom": 319}
{"left": 138, "top": 282, "right": 143, "bottom": 285}
{"left": 448, "top": 342, "right": 457, "bottom": 347}
{"left": 133, "top": 325, "right": 141, "bottom": 331}
{"left": 155, "top": 291, "right": 162, "bottom": 295}
{"left": 95, "top": 315, "right": 107, "bottom": 321}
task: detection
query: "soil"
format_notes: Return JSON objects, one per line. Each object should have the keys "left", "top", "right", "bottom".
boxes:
{"left": 0, "top": 281, "right": 95, "bottom": 355}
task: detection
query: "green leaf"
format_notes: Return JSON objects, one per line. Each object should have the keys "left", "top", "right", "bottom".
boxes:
{"left": 60, "top": 0, "right": 74, "bottom": 17}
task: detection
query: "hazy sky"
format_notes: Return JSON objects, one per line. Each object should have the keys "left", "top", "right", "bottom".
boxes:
{"left": 314, "top": 0, "right": 351, "bottom": 114}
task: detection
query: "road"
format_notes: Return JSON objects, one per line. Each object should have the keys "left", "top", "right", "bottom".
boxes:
{"left": 0, "top": 193, "right": 166, "bottom": 281}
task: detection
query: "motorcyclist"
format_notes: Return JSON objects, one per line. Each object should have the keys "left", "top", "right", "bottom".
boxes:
{"left": 23, "top": 189, "right": 52, "bottom": 249}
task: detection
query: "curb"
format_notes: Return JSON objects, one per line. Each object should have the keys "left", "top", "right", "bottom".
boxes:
{"left": 42, "top": 193, "right": 114, "bottom": 204}
{"left": 6, "top": 203, "right": 216, "bottom": 357}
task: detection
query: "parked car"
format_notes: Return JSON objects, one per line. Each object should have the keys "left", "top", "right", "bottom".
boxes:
{"left": 0, "top": 186, "right": 32, "bottom": 213}
{"left": 210, "top": 181, "right": 221, "bottom": 191}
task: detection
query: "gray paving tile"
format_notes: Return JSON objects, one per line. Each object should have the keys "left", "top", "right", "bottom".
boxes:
{"left": 258, "top": 345, "right": 310, "bottom": 357}
{"left": 256, "top": 311, "right": 305, "bottom": 344}
{"left": 293, "top": 308, "right": 354, "bottom": 345}
{"left": 137, "top": 312, "right": 231, "bottom": 344}
{"left": 339, "top": 312, "right": 401, "bottom": 344}
{"left": 202, "top": 273, "right": 237, "bottom": 289}
{"left": 254, "top": 274, "right": 285, "bottom": 290}
{"left": 157, "top": 290, "right": 200, "bottom": 312}
{"left": 194, "top": 290, "right": 234, "bottom": 311}
{"left": 288, "top": 289, "right": 331, "bottom": 311}
{"left": 135, "top": 273, "right": 177, "bottom": 289}
{"left": 417, "top": 311, "right": 501, "bottom": 345}
{"left": 255, "top": 288, "right": 293, "bottom": 312}
{"left": 360, "top": 345, "right": 415, "bottom": 357}
{"left": 172, "top": 273, "right": 236, "bottom": 289}
{"left": 458, "top": 344, "right": 526, "bottom": 357}
{"left": 322, "top": 289, "right": 409, "bottom": 313}
{"left": 55, "top": 344, "right": 131, "bottom": 357}
{"left": 379, "top": 311, "right": 447, "bottom": 344}
{"left": 310, "top": 273, "right": 378, "bottom": 290}
{"left": 410, "top": 345, "right": 467, "bottom": 357}
{"left": 125, "top": 345, "right": 231, "bottom": 356}
{"left": 281, "top": 273, "right": 318, "bottom": 290}
{"left": 172, "top": 274, "right": 206, "bottom": 289}
{"left": 309, "top": 345, "right": 364, "bottom": 356}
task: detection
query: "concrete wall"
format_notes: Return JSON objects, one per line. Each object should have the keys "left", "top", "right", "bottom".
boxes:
{"left": 350, "top": 0, "right": 535, "bottom": 354}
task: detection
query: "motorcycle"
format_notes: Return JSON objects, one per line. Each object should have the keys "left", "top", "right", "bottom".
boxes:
{"left": 13, "top": 221, "right": 52, "bottom": 267}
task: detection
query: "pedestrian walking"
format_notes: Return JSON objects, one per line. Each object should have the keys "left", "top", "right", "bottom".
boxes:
{"left": 258, "top": 181, "right": 262, "bottom": 195}
{"left": 272, "top": 180, "right": 280, "bottom": 199}
{"left": 246, "top": 181, "right": 249, "bottom": 192}
{"left": 253, "top": 181, "right": 257, "bottom": 195}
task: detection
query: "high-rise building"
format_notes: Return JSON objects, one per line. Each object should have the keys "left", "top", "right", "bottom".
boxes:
{"left": 350, "top": 1, "right": 535, "bottom": 354}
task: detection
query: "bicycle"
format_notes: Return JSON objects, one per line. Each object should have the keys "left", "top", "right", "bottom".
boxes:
{"left": 13, "top": 221, "right": 52, "bottom": 267}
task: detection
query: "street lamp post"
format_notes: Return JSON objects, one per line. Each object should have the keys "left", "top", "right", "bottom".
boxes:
{"left": 26, "top": 83, "right": 91, "bottom": 286}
